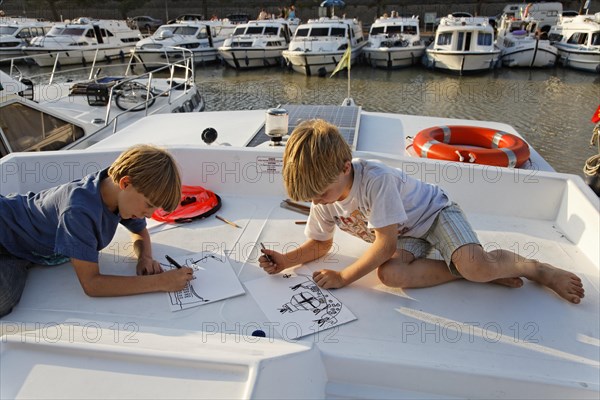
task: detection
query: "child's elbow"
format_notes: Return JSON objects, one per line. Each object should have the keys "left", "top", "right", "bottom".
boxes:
{"left": 79, "top": 280, "right": 102, "bottom": 297}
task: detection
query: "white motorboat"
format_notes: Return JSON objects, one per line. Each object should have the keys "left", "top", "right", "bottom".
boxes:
{"left": 282, "top": 17, "right": 367, "bottom": 76}
{"left": 424, "top": 15, "right": 501, "bottom": 74}
{"left": 133, "top": 20, "right": 236, "bottom": 69}
{"left": 20, "top": 18, "right": 141, "bottom": 67}
{"left": 496, "top": 15, "right": 558, "bottom": 68}
{"left": 218, "top": 19, "right": 293, "bottom": 69}
{"left": 0, "top": 17, "right": 55, "bottom": 60}
{"left": 363, "top": 16, "right": 425, "bottom": 69}
{"left": 1, "top": 102, "right": 598, "bottom": 399}
{"left": 549, "top": 13, "right": 600, "bottom": 73}
{"left": 0, "top": 50, "right": 204, "bottom": 156}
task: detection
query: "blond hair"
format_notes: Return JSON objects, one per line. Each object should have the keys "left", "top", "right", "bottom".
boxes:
{"left": 108, "top": 145, "right": 182, "bottom": 212}
{"left": 283, "top": 119, "right": 352, "bottom": 201}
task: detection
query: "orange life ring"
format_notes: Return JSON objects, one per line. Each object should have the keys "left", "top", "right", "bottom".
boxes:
{"left": 412, "top": 125, "right": 530, "bottom": 168}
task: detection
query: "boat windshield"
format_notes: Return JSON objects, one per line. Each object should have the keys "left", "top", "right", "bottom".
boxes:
{"left": 156, "top": 26, "right": 198, "bottom": 36}
{"left": 232, "top": 27, "right": 246, "bottom": 36}
{"left": 0, "top": 26, "right": 18, "bottom": 35}
{"left": 592, "top": 31, "right": 600, "bottom": 46}
{"left": 246, "top": 26, "right": 264, "bottom": 34}
{"left": 370, "top": 26, "right": 385, "bottom": 35}
{"left": 295, "top": 28, "right": 309, "bottom": 37}
{"left": 310, "top": 27, "right": 329, "bottom": 37}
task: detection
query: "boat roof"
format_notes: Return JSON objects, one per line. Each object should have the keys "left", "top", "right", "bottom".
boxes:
{"left": 1, "top": 107, "right": 598, "bottom": 399}
{"left": 437, "top": 16, "right": 493, "bottom": 32}
{"left": 373, "top": 16, "right": 420, "bottom": 26}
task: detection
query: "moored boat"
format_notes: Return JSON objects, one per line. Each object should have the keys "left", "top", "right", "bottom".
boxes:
{"left": 282, "top": 16, "right": 366, "bottom": 76}
{"left": 363, "top": 15, "right": 425, "bottom": 69}
{"left": 218, "top": 19, "right": 293, "bottom": 69}
{"left": 424, "top": 15, "right": 501, "bottom": 74}
{"left": 549, "top": 13, "right": 600, "bottom": 73}
{"left": 133, "top": 20, "right": 236, "bottom": 69}
{"left": 0, "top": 17, "right": 55, "bottom": 60}
{"left": 21, "top": 18, "right": 141, "bottom": 67}
{"left": 496, "top": 15, "right": 558, "bottom": 68}
{"left": 0, "top": 49, "right": 204, "bottom": 156}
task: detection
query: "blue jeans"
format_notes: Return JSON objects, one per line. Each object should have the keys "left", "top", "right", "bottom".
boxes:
{"left": 0, "top": 244, "right": 30, "bottom": 318}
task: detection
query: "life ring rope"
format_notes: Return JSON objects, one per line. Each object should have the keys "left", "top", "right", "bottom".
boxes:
{"left": 412, "top": 125, "right": 530, "bottom": 168}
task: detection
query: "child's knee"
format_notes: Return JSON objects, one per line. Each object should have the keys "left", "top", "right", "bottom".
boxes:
{"left": 377, "top": 263, "right": 408, "bottom": 287}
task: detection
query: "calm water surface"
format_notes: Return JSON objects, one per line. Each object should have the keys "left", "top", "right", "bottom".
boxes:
{"left": 195, "top": 64, "right": 600, "bottom": 178}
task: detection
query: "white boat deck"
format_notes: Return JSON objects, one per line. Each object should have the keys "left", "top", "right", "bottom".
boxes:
{"left": 1, "top": 138, "right": 598, "bottom": 398}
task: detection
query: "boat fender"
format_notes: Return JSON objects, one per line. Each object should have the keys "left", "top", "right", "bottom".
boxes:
{"left": 152, "top": 185, "right": 221, "bottom": 223}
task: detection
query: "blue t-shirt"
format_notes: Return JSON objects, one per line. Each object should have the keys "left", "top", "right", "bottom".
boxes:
{"left": 0, "top": 168, "right": 146, "bottom": 265}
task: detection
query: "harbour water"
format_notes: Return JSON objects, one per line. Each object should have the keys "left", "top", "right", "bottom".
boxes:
{"left": 2, "top": 62, "right": 598, "bottom": 178}
{"left": 196, "top": 64, "right": 599, "bottom": 178}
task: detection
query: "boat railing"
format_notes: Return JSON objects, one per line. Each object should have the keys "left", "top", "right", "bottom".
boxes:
{"left": 104, "top": 47, "right": 195, "bottom": 133}
{"left": 5, "top": 47, "right": 196, "bottom": 134}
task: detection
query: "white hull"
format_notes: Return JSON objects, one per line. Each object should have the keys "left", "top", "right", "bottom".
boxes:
{"left": 23, "top": 45, "right": 135, "bottom": 67}
{"left": 134, "top": 48, "right": 220, "bottom": 68}
{"left": 363, "top": 46, "right": 425, "bottom": 68}
{"left": 219, "top": 47, "right": 286, "bottom": 69}
{"left": 501, "top": 41, "right": 558, "bottom": 68}
{"left": 283, "top": 43, "right": 366, "bottom": 76}
{"left": 424, "top": 49, "right": 501, "bottom": 74}
{"left": 554, "top": 44, "right": 600, "bottom": 73}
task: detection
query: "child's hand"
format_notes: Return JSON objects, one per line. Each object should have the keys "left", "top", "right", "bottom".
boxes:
{"left": 161, "top": 267, "right": 194, "bottom": 291}
{"left": 137, "top": 256, "right": 163, "bottom": 275}
{"left": 313, "top": 269, "right": 346, "bottom": 289}
{"left": 259, "top": 249, "right": 286, "bottom": 275}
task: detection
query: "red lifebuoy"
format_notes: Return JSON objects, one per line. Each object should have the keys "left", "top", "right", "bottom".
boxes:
{"left": 412, "top": 125, "right": 530, "bottom": 168}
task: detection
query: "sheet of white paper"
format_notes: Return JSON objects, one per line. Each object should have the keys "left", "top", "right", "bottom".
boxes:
{"left": 164, "top": 251, "right": 245, "bottom": 312}
{"left": 244, "top": 272, "right": 357, "bottom": 340}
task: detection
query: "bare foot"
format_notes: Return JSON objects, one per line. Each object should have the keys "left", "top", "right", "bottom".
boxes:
{"left": 492, "top": 277, "right": 524, "bottom": 288}
{"left": 531, "top": 263, "right": 585, "bottom": 304}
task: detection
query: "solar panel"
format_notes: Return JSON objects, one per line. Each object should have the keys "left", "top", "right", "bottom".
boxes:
{"left": 247, "top": 104, "right": 361, "bottom": 149}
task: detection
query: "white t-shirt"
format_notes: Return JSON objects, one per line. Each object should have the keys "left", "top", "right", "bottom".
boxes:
{"left": 305, "top": 159, "right": 451, "bottom": 242}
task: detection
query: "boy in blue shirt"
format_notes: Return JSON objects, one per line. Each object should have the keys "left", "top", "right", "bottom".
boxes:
{"left": 0, "top": 144, "right": 194, "bottom": 318}
{"left": 259, "top": 119, "right": 584, "bottom": 304}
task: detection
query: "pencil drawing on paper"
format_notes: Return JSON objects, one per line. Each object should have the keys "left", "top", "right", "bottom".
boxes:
{"left": 278, "top": 275, "right": 343, "bottom": 328}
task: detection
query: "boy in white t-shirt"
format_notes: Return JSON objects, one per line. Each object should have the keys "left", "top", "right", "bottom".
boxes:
{"left": 259, "top": 119, "right": 584, "bottom": 304}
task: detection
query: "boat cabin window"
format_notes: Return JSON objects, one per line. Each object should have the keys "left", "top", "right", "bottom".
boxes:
{"left": 196, "top": 27, "right": 208, "bottom": 39}
{"left": 66, "top": 28, "right": 87, "bottom": 36}
{"left": 331, "top": 27, "right": 346, "bottom": 37}
{"left": 567, "top": 32, "right": 588, "bottom": 45}
{"left": 47, "top": 26, "right": 65, "bottom": 36}
{"left": 99, "top": 29, "right": 114, "bottom": 37}
{"left": 264, "top": 26, "right": 279, "bottom": 35}
{"left": 0, "top": 103, "right": 85, "bottom": 157}
{"left": 233, "top": 27, "right": 246, "bottom": 36}
{"left": 310, "top": 27, "right": 329, "bottom": 37}
{"left": 477, "top": 32, "right": 492, "bottom": 46}
{"left": 437, "top": 32, "right": 452, "bottom": 46}
{"left": 387, "top": 26, "right": 403, "bottom": 35}
{"left": 246, "top": 26, "right": 264, "bottom": 35}
{"left": 370, "top": 26, "right": 385, "bottom": 35}
{"left": 85, "top": 29, "right": 95, "bottom": 38}
{"left": 295, "top": 28, "right": 309, "bottom": 37}
{"left": 592, "top": 32, "right": 600, "bottom": 46}
{"left": 457, "top": 32, "right": 464, "bottom": 50}
{"left": 0, "top": 26, "right": 18, "bottom": 35}
{"left": 403, "top": 25, "right": 417, "bottom": 35}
